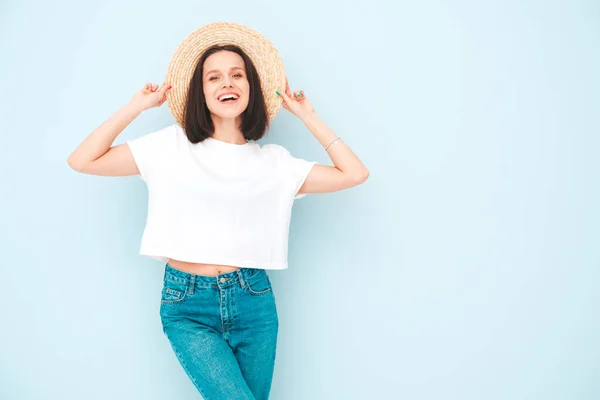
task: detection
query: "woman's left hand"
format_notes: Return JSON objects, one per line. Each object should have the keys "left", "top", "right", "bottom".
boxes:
{"left": 277, "top": 78, "right": 316, "bottom": 121}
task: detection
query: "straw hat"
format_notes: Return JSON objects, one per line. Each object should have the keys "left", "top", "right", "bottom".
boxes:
{"left": 165, "top": 22, "right": 286, "bottom": 126}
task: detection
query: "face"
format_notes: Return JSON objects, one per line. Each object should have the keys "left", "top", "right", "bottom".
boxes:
{"left": 202, "top": 50, "right": 250, "bottom": 120}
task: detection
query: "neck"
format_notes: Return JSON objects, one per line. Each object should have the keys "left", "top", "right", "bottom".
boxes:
{"left": 211, "top": 114, "right": 247, "bottom": 144}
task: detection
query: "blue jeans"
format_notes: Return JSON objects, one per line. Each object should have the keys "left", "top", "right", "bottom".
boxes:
{"left": 159, "top": 263, "right": 279, "bottom": 399}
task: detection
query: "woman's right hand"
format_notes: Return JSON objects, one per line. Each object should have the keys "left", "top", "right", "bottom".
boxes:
{"left": 129, "top": 82, "right": 172, "bottom": 112}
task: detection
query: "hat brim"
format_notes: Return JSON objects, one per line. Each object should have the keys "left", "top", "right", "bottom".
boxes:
{"left": 165, "top": 22, "right": 286, "bottom": 127}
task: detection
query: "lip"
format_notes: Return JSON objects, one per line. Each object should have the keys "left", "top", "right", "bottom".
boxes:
{"left": 217, "top": 91, "right": 241, "bottom": 103}
{"left": 219, "top": 98, "right": 240, "bottom": 106}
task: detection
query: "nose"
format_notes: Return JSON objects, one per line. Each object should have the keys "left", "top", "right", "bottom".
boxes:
{"left": 222, "top": 77, "right": 234, "bottom": 88}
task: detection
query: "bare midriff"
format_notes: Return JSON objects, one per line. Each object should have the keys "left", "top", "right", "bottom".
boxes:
{"left": 167, "top": 258, "right": 241, "bottom": 277}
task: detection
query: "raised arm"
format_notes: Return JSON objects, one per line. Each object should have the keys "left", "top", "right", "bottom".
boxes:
{"left": 278, "top": 81, "right": 369, "bottom": 196}
{"left": 67, "top": 82, "right": 171, "bottom": 176}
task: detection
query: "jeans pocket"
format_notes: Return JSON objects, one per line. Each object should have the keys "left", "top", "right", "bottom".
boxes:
{"left": 161, "top": 279, "right": 188, "bottom": 304}
{"left": 245, "top": 271, "right": 273, "bottom": 296}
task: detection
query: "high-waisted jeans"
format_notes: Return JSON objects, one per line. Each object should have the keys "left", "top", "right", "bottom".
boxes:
{"left": 159, "top": 263, "right": 279, "bottom": 399}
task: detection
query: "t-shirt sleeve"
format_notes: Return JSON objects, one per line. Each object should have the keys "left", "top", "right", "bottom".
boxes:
{"left": 272, "top": 144, "right": 317, "bottom": 200}
{"left": 126, "top": 124, "right": 176, "bottom": 183}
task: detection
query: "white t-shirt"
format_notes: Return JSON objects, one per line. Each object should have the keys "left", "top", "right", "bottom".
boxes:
{"left": 126, "top": 123, "right": 317, "bottom": 270}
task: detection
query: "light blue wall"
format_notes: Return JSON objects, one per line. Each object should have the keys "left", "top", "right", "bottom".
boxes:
{"left": 1, "top": 0, "right": 598, "bottom": 399}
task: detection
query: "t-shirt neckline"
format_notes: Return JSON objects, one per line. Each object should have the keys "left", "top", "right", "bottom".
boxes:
{"left": 205, "top": 136, "right": 252, "bottom": 148}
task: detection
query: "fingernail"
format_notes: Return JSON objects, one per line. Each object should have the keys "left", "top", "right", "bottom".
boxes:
{"left": 276, "top": 91, "right": 281, "bottom": 96}
{"left": 297, "top": 93, "right": 301, "bottom": 98}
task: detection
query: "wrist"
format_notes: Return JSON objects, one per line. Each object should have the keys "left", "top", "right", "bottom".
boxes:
{"left": 301, "top": 112, "right": 319, "bottom": 124}
{"left": 125, "top": 101, "right": 145, "bottom": 115}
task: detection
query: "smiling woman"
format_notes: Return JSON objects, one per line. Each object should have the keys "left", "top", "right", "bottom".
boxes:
{"left": 66, "top": 21, "right": 368, "bottom": 400}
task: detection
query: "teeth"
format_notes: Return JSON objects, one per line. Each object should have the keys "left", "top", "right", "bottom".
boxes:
{"left": 219, "top": 94, "right": 239, "bottom": 101}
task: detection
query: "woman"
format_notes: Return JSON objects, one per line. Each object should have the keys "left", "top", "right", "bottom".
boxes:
{"left": 67, "top": 22, "right": 368, "bottom": 400}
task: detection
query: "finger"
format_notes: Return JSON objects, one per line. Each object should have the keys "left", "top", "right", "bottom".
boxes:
{"left": 277, "top": 89, "right": 293, "bottom": 106}
{"left": 285, "top": 80, "right": 293, "bottom": 98}
{"left": 293, "top": 90, "right": 305, "bottom": 101}
{"left": 157, "top": 82, "right": 172, "bottom": 97}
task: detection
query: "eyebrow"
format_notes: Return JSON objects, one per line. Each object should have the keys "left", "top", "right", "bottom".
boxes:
{"left": 204, "top": 66, "right": 245, "bottom": 77}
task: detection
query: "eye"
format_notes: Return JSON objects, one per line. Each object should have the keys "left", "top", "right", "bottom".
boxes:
{"left": 234, "top": 73, "right": 243, "bottom": 78}
{"left": 209, "top": 76, "right": 218, "bottom": 81}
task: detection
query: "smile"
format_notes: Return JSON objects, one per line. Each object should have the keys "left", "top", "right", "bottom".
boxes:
{"left": 218, "top": 92, "right": 240, "bottom": 104}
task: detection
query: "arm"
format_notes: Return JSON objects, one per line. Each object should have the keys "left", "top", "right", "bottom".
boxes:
{"left": 278, "top": 84, "right": 369, "bottom": 196}
{"left": 67, "top": 82, "right": 171, "bottom": 175}
{"left": 67, "top": 102, "right": 143, "bottom": 174}
{"left": 302, "top": 113, "right": 369, "bottom": 182}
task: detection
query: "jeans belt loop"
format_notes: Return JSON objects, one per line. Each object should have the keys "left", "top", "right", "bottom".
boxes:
{"left": 188, "top": 274, "right": 196, "bottom": 295}
{"left": 237, "top": 269, "right": 246, "bottom": 289}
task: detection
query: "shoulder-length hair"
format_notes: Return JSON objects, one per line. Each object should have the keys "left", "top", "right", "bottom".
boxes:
{"left": 182, "top": 44, "right": 269, "bottom": 143}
